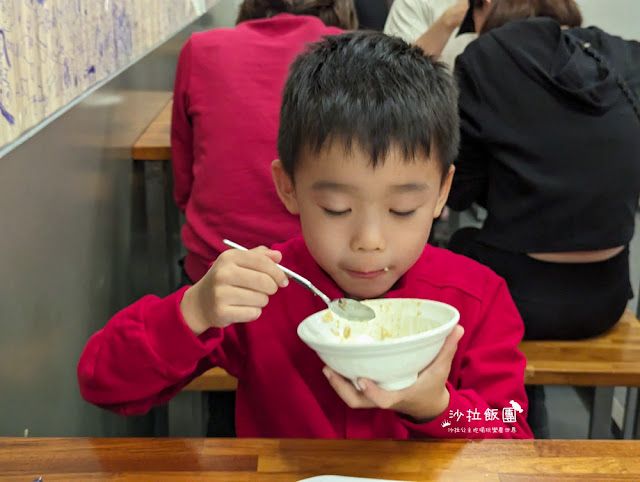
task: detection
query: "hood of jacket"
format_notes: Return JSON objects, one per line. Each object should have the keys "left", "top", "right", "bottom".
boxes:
{"left": 487, "top": 17, "right": 622, "bottom": 115}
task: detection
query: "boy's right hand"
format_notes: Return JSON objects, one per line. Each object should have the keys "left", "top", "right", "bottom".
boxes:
{"left": 180, "top": 246, "right": 289, "bottom": 335}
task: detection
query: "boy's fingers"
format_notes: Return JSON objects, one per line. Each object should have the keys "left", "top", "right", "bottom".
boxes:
{"left": 218, "top": 261, "right": 282, "bottom": 295}
{"left": 327, "top": 327, "right": 463, "bottom": 411}
{"left": 356, "top": 378, "right": 399, "bottom": 410}
{"left": 215, "top": 305, "right": 263, "bottom": 324}
{"left": 259, "top": 249, "right": 288, "bottom": 288}
{"left": 216, "top": 285, "right": 270, "bottom": 309}
{"left": 235, "top": 248, "right": 288, "bottom": 288}
{"left": 429, "top": 325, "right": 464, "bottom": 370}
{"left": 323, "top": 367, "right": 373, "bottom": 409}
{"left": 255, "top": 246, "right": 283, "bottom": 264}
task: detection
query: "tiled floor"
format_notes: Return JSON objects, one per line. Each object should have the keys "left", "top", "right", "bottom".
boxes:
{"left": 449, "top": 208, "right": 640, "bottom": 439}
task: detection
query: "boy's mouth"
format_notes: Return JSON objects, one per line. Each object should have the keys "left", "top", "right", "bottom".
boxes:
{"left": 346, "top": 268, "right": 389, "bottom": 280}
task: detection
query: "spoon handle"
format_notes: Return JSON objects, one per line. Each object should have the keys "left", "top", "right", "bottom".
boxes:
{"left": 222, "top": 239, "right": 332, "bottom": 306}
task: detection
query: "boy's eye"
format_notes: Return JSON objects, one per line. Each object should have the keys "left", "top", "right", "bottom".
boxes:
{"left": 390, "top": 209, "right": 416, "bottom": 217}
{"left": 323, "top": 208, "right": 351, "bottom": 216}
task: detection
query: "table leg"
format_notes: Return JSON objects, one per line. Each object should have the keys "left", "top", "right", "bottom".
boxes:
{"left": 622, "top": 388, "right": 638, "bottom": 439}
{"left": 164, "top": 160, "right": 180, "bottom": 289}
{"left": 144, "top": 160, "right": 171, "bottom": 295}
{"left": 168, "top": 391, "right": 208, "bottom": 437}
{"left": 589, "top": 387, "right": 614, "bottom": 439}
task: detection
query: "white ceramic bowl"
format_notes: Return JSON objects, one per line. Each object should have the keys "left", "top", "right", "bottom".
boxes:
{"left": 297, "top": 298, "right": 460, "bottom": 391}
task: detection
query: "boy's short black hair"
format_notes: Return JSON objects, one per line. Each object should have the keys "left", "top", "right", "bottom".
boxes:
{"left": 277, "top": 31, "right": 460, "bottom": 181}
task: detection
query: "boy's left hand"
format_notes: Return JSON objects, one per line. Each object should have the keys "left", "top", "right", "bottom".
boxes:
{"left": 323, "top": 325, "right": 464, "bottom": 422}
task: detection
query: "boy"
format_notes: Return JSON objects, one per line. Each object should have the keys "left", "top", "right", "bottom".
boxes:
{"left": 78, "top": 32, "right": 532, "bottom": 439}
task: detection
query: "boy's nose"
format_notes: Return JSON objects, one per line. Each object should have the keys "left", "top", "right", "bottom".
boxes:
{"left": 350, "top": 221, "right": 386, "bottom": 252}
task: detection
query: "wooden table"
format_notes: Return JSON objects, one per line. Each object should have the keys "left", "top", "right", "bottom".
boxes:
{"left": 2, "top": 438, "right": 640, "bottom": 481}
{"left": 131, "top": 100, "right": 181, "bottom": 294}
{"left": 132, "top": 100, "right": 173, "bottom": 161}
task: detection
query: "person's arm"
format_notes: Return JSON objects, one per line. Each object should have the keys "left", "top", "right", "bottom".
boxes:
{"left": 447, "top": 55, "right": 489, "bottom": 211}
{"left": 171, "top": 37, "right": 195, "bottom": 212}
{"left": 77, "top": 246, "right": 288, "bottom": 416}
{"left": 397, "top": 276, "right": 533, "bottom": 439}
{"left": 77, "top": 288, "right": 245, "bottom": 415}
{"left": 414, "top": 0, "right": 468, "bottom": 59}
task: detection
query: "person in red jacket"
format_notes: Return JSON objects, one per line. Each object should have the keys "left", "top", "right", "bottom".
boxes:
{"left": 79, "top": 32, "right": 532, "bottom": 439}
{"left": 172, "top": 0, "right": 357, "bottom": 283}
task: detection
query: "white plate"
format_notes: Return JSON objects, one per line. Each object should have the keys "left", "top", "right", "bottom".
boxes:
{"left": 298, "top": 476, "right": 412, "bottom": 482}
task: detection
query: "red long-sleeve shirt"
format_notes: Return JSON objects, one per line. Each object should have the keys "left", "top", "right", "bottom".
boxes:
{"left": 78, "top": 237, "right": 532, "bottom": 439}
{"left": 171, "top": 14, "right": 343, "bottom": 282}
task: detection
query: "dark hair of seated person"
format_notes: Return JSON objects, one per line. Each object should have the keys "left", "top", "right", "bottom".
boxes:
{"left": 237, "top": 0, "right": 359, "bottom": 30}
{"left": 478, "top": 0, "right": 582, "bottom": 34}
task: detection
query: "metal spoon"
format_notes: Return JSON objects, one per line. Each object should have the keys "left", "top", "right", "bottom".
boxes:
{"left": 222, "top": 239, "right": 375, "bottom": 322}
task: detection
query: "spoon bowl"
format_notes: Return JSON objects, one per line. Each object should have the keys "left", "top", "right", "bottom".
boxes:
{"left": 222, "top": 239, "right": 375, "bottom": 322}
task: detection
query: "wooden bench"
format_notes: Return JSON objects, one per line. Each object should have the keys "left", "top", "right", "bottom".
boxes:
{"left": 176, "top": 308, "right": 640, "bottom": 438}
{"left": 184, "top": 367, "right": 238, "bottom": 391}
{"left": 520, "top": 308, "right": 640, "bottom": 438}
{"left": 520, "top": 308, "right": 640, "bottom": 387}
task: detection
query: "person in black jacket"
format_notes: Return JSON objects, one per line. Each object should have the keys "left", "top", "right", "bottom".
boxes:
{"left": 354, "top": 0, "right": 392, "bottom": 30}
{"left": 444, "top": 0, "right": 640, "bottom": 437}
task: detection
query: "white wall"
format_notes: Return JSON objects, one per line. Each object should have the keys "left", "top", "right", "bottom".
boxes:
{"left": 577, "top": 0, "right": 640, "bottom": 39}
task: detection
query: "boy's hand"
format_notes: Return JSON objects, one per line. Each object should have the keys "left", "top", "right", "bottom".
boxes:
{"left": 323, "top": 325, "right": 464, "bottom": 421}
{"left": 180, "top": 246, "right": 289, "bottom": 335}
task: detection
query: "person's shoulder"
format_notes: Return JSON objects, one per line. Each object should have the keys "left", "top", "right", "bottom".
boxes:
{"left": 187, "top": 17, "right": 297, "bottom": 48}
{"left": 572, "top": 25, "right": 640, "bottom": 53}
{"left": 411, "top": 245, "right": 505, "bottom": 302}
{"left": 283, "top": 15, "right": 344, "bottom": 38}
{"left": 189, "top": 26, "right": 238, "bottom": 48}
{"left": 570, "top": 25, "right": 618, "bottom": 43}
{"left": 456, "top": 18, "right": 561, "bottom": 83}
{"left": 460, "top": 17, "right": 559, "bottom": 59}
{"left": 455, "top": 30, "right": 495, "bottom": 72}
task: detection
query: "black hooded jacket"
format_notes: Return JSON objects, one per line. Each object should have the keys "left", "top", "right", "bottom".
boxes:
{"left": 448, "top": 17, "right": 640, "bottom": 252}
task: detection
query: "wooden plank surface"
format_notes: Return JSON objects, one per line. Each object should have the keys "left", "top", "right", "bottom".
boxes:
{"left": 520, "top": 308, "right": 640, "bottom": 386}
{"left": 184, "top": 367, "right": 238, "bottom": 391}
{"left": 1, "top": 438, "right": 640, "bottom": 480}
{"left": 132, "top": 100, "right": 173, "bottom": 161}
{"left": 67, "top": 90, "right": 172, "bottom": 160}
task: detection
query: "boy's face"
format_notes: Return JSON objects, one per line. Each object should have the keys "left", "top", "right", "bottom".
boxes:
{"left": 273, "top": 141, "right": 454, "bottom": 300}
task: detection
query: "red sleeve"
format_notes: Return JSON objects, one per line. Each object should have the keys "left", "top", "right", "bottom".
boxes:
{"left": 399, "top": 277, "right": 533, "bottom": 439}
{"left": 171, "top": 37, "right": 195, "bottom": 212}
{"left": 77, "top": 287, "right": 246, "bottom": 416}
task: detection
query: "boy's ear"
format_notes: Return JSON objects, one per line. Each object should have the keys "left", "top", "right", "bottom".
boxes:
{"left": 271, "top": 159, "right": 300, "bottom": 215}
{"left": 433, "top": 165, "right": 455, "bottom": 219}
